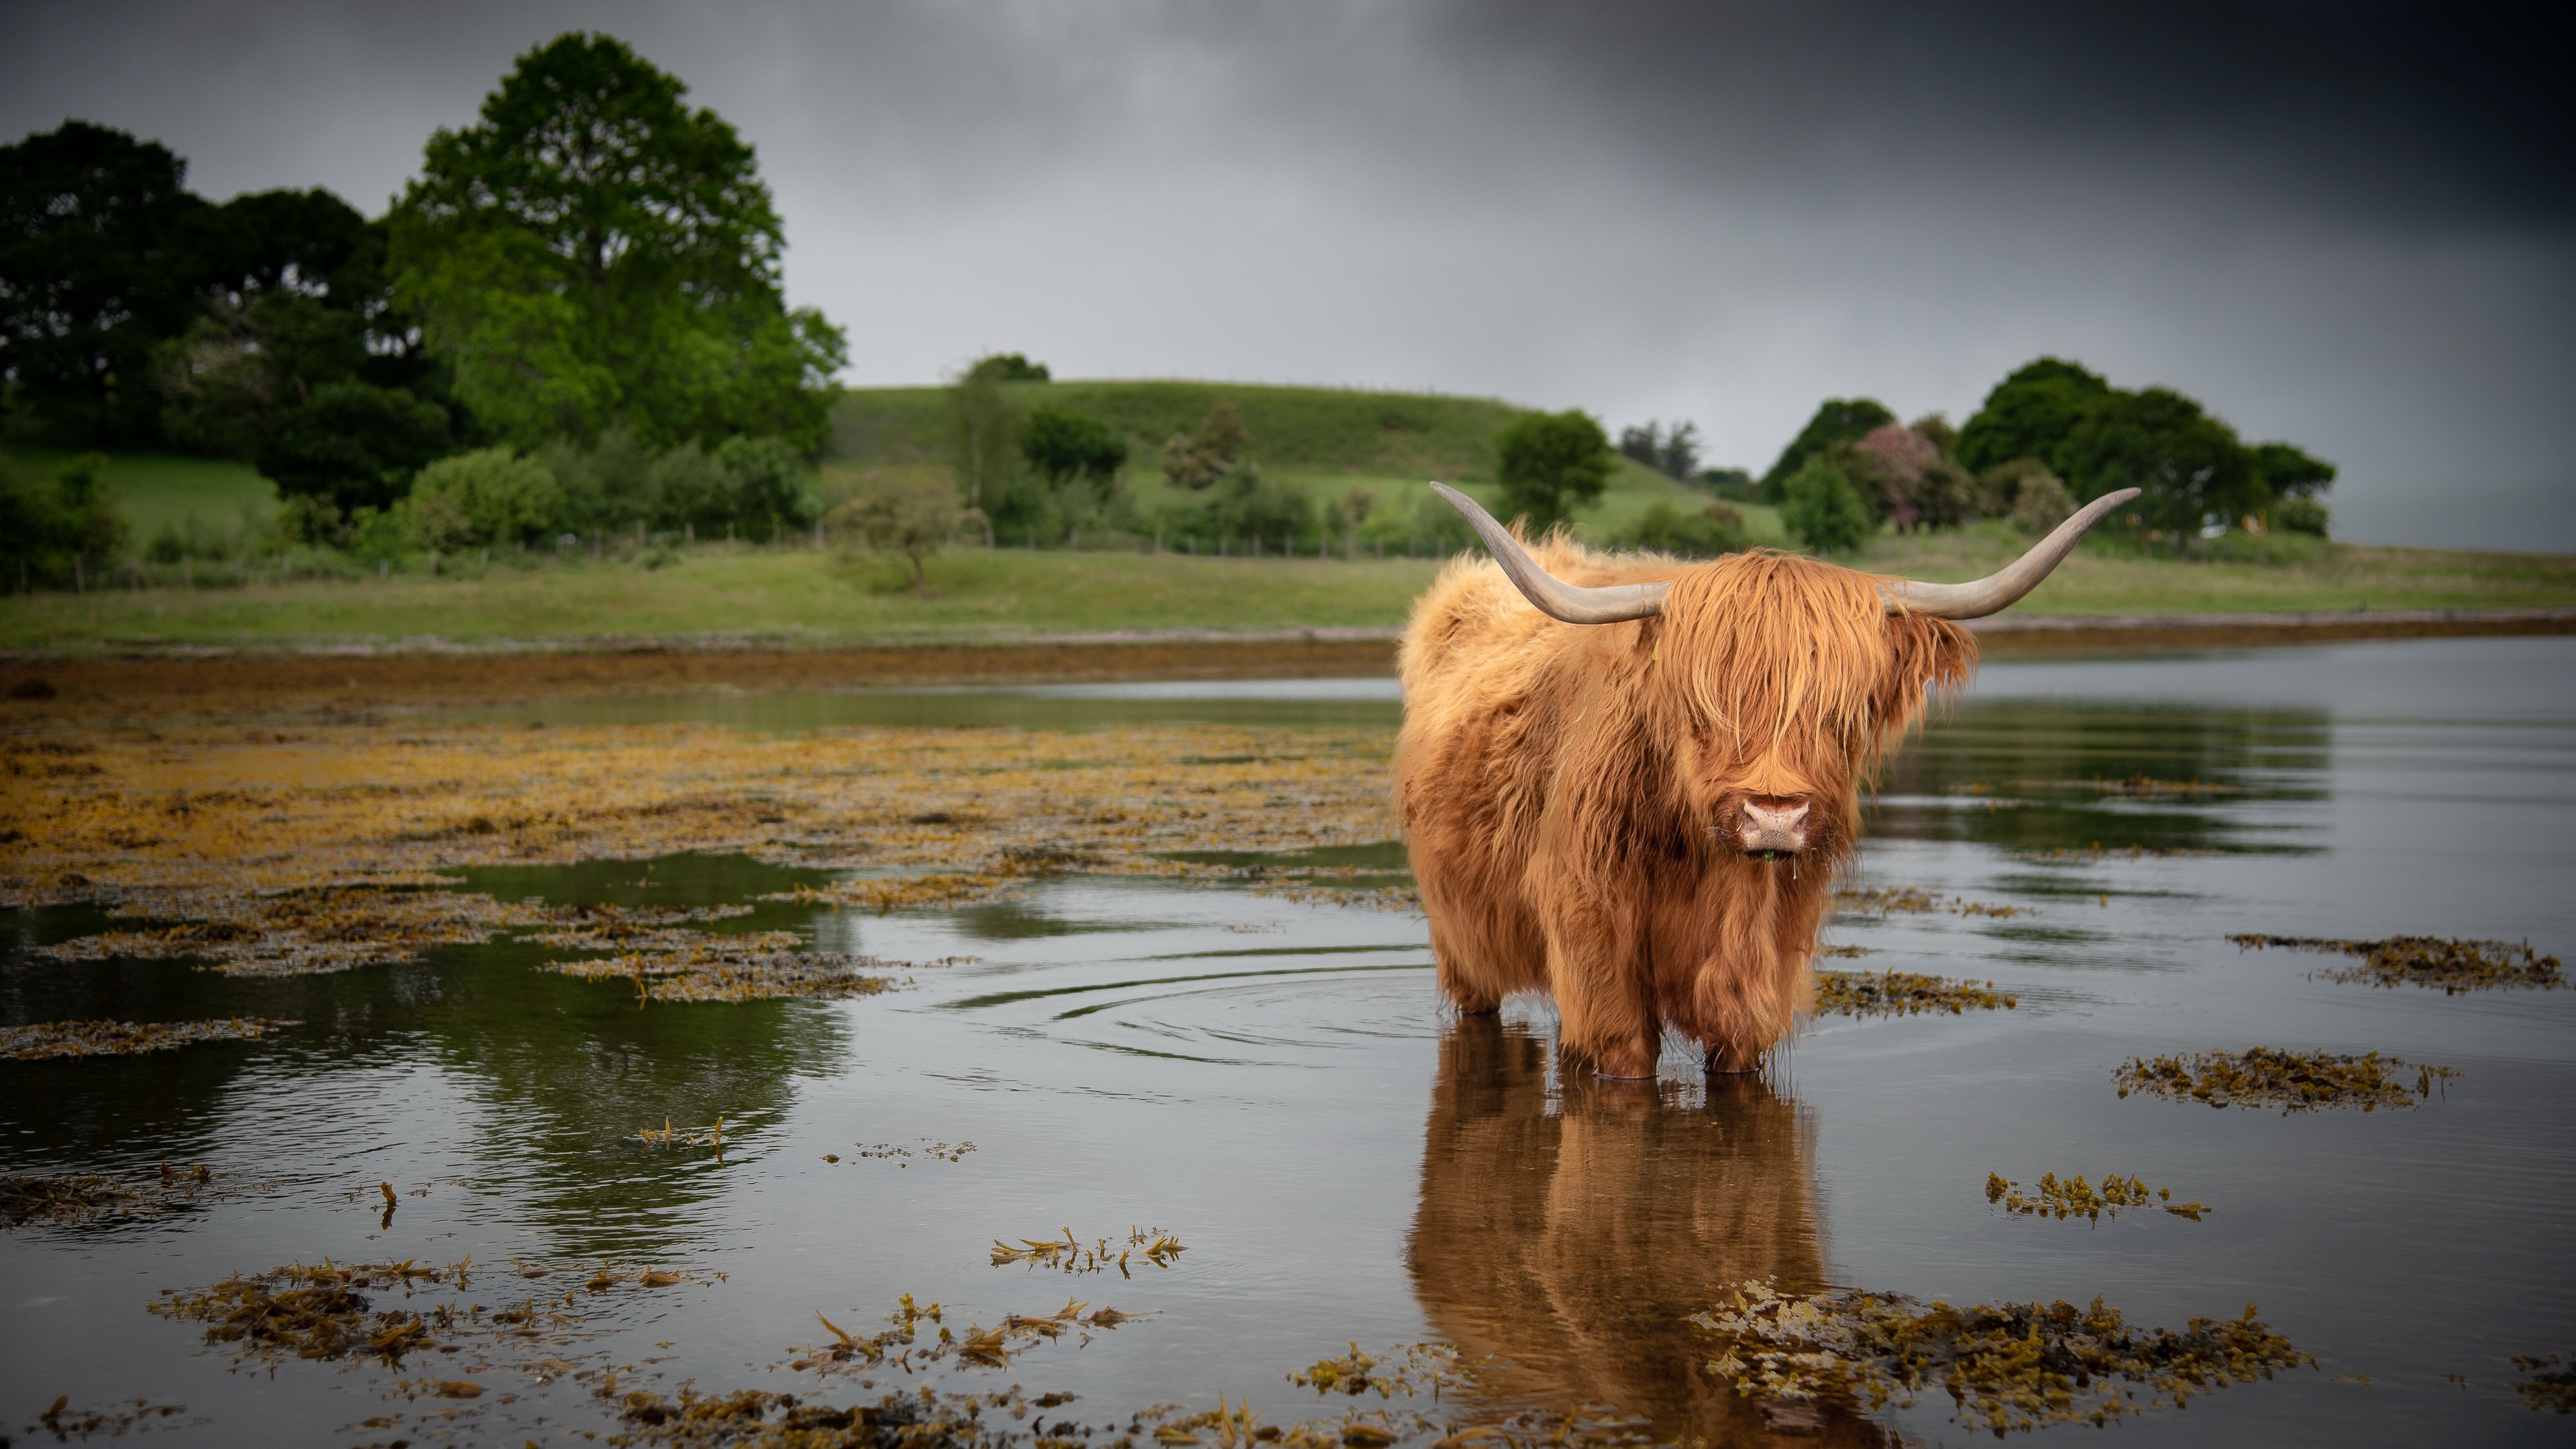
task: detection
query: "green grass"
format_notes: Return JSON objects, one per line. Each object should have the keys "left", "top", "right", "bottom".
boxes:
{"left": 5, "top": 380, "right": 2563, "bottom": 654}
{"left": 837, "top": 379, "right": 1526, "bottom": 478}
{"left": 1, "top": 445, "right": 278, "bottom": 542}
{"left": 5, "top": 527, "right": 2569, "bottom": 655}
{"left": 831, "top": 379, "right": 1764, "bottom": 541}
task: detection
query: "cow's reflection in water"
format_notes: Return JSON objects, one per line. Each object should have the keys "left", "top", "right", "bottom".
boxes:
{"left": 1406, "top": 1018, "right": 1889, "bottom": 1447}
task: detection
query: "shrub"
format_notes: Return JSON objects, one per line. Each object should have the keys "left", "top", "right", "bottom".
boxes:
{"left": 1360, "top": 484, "right": 1477, "bottom": 554}
{"left": 716, "top": 435, "right": 815, "bottom": 538}
{"left": 1975, "top": 456, "right": 2056, "bottom": 518}
{"left": 407, "top": 447, "right": 565, "bottom": 549}
{"left": 1782, "top": 455, "right": 1872, "bottom": 554}
{"left": 2012, "top": 472, "right": 2076, "bottom": 535}
{"left": 830, "top": 472, "right": 984, "bottom": 596}
{"left": 644, "top": 443, "right": 733, "bottom": 537}
{"left": 2273, "top": 494, "right": 2330, "bottom": 537}
{"left": 1613, "top": 500, "right": 1748, "bottom": 558}
{"left": 0, "top": 453, "right": 126, "bottom": 590}
{"left": 1158, "top": 466, "right": 1316, "bottom": 551}
{"left": 1496, "top": 409, "right": 1614, "bottom": 533}
{"left": 1159, "top": 400, "right": 1250, "bottom": 491}
{"left": 254, "top": 379, "right": 453, "bottom": 515}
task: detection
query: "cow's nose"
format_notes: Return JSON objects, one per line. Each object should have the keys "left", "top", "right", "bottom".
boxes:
{"left": 1737, "top": 798, "right": 1811, "bottom": 855}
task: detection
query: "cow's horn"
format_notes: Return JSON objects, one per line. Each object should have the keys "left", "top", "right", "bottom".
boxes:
{"left": 1877, "top": 487, "right": 2141, "bottom": 619}
{"left": 1430, "top": 482, "right": 1669, "bottom": 625}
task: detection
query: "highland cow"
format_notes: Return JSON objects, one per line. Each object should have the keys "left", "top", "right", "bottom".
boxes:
{"left": 1395, "top": 482, "right": 2137, "bottom": 1077}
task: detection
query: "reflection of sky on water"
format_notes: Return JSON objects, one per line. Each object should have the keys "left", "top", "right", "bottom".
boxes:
{"left": 7, "top": 637, "right": 2575, "bottom": 1446}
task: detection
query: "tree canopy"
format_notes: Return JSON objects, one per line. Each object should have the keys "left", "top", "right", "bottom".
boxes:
{"left": 1495, "top": 409, "right": 1614, "bottom": 533}
{"left": 1953, "top": 359, "right": 2110, "bottom": 476}
{"left": 1759, "top": 398, "right": 1894, "bottom": 500}
{"left": 388, "top": 32, "right": 845, "bottom": 450}
{"left": 0, "top": 122, "right": 209, "bottom": 443}
{"left": 1957, "top": 357, "right": 2333, "bottom": 536}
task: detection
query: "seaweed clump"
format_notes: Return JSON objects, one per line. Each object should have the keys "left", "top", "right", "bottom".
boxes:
{"left": 1835, "top": 887, "right": 2031, "bottom": 920}
{"left": 23, "top": 1397, "right": 196, "bottom": 1440}
{"left": 1985, "top": 1171, "right": 2205, "bottom": 1222}
{"left": 2, "top": 1164, "right": 237, "bottom": 1227}
{"left": 1690, "top": 1279, "right": 2310, "bottom": 1435}
{"left": 2113, "top": 1048, "right": 2459, "bottom": 1113}
{"left": 2516, "top": 1352, "right": 2576, "bottom": 1413}
{"left": 148, "top": 1260, "right": 474, "bottom": 1366}
{"left": 1, "top": 1016, "right": 298, "bottom": 1061}
{"left": 1287, "top": 1342, "right": 1465, "bottom": 1399}
{"left": 991, "top": 1226, "right": 1184, "bottom": 1277}
{"left": 2230, "top": 934, "right": 2563, "bottom": 994}
{"left": 785, "top": 1293, "right": 1133, "bottom": 1380}
{"left": 1814, "top": 969, "right": 2015, "bottom": 1018}
{"left": 35, "top": 888, "right": 557, "bottom": 977}
{"left": 549, "top": 948, "right": 897, "bottom": 1003}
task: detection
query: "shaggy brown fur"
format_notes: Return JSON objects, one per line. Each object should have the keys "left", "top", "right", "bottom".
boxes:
{"left": 1395, "top": 539, "right": 1973, "bottom": 1077}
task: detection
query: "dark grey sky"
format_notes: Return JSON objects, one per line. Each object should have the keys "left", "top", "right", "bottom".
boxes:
{"left": 5, "top": 1, "right": 2569, "bottom": 548}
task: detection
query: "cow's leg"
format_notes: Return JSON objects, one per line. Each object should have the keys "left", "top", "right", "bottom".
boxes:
{"left": 1540, "top": 891, "right": 1660, "bottom": 1079}
{"left": 1430, "top": 922, "right": 1503, "bottom": 1014}
{"left": 1705, "top": 1038, "right": 1765, "bottom": 1075}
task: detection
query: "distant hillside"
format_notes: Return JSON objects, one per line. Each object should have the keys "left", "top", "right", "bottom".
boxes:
{"left": 827, "top": 378, "right": 1740, "bottom": 539}
{"left": 833, "top": 380, "right": 1527, "bottom": 480}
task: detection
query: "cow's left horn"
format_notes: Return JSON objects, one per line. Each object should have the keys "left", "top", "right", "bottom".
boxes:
{"left": 1430, "top": 482, "right": 1668, "bottom": 625}
{"left": 1877, "top": 487, "right": 2141, "bottom": 619}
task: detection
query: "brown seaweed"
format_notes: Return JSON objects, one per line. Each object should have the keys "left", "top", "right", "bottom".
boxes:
{"left": 1, "top": 1016, "right": 299, "bottom": 1061}
{"left": 1835, "top": 887, "right": 2032, "bottom": 920}
{"left": 1690, "top": 1279, "right": 2310, "bottom": 1435}
{"left": 1814, "top": 969, "right": 2015, "bottom": 1017}
{"left": 2231, "top": 933, "right": 2563, "bottom": 994}
{"left": 2113, "top": 1047, "right": 2460, "bottom": 1113}
{"left": 991, "top": 1227, "right": 1185, "bottom": 1277}
{"left": 1984, "top": 1171, "right": 2205, "bottom": 1222}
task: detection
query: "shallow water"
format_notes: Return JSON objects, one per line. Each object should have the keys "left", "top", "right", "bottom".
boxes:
{"left": 5, "top": 636, "right": 2575, "bottom": 1446}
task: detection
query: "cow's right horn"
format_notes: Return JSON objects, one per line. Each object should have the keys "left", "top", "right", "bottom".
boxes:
{"left": 1876, "top": 487, "right": 2141, "bottom": 619}
{"left": 1429, "top": 482, "right": 1668, "bottom": 625}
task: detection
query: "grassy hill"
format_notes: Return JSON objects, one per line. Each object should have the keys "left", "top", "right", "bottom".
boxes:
{"left": 6, "top": 380, "right": 2569, "bottom": 656}
{"left": 1, "top": 445, "right": 278, "bottom": 545}
{"left": 830, "top": 380, "right": 1753, "bottom": 542}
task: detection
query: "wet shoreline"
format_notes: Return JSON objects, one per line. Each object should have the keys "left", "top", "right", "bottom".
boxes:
{"left": 5, "top": 607, "right": 2572, "bottom": 714}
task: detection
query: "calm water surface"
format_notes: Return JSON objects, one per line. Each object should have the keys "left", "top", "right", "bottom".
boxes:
{"left": 5, "top": 637, "right": 2573, "bottom": 1446}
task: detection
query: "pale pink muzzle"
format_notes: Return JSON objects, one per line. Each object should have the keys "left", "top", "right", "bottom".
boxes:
{"left": 1737, "top": 799, "right": 1812, "bottom": 855}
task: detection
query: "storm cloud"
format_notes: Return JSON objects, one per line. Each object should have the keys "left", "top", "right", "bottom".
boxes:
{"left": 5, "top": 1, "right": 2569, "bottom": 547}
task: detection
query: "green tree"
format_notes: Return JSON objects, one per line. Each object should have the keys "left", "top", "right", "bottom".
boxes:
{"left": 983, "top": 354, "right": 1049, "bottom": 382}
{"left": 1758, "top": 398, "right": 1894, "bottom": 500}
{"left": 949, "top": 354, "right": 1025, "bottom": 515}
{"left": 1495, "top": 409, "right": 1614, "bottom": 533}
{"left": 2249, "top": 442, "right": 2335, "bottom": 500}
{"left": 0, "top": 122, "right": 209, "bottom": 443}
{"left": 2057, "top": 386, "right": 2261, "bottom": 536}
{"left": 1019, "top": 406, "right": 1127, "bottom": 497}
{"left": 388, "top": 32, "right": 846, "bottom": 449}
{"left": 1781, "top": 453, "right": 1871, "bottom": 553}
{"left": 1954, "top": 359, "right": 2112, "bottom": 476}
{"left": 158, "top": 189, "right": 454, "bottom": 458}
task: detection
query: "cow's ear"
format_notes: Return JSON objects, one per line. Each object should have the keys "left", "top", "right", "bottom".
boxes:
{"left": 1878, "top": 613, "right": 1976, "bottom": 718}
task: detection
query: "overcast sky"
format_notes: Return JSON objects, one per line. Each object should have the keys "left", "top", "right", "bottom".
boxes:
{"left": 5, "top": 1, "right": 2569, "bottom": 548}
